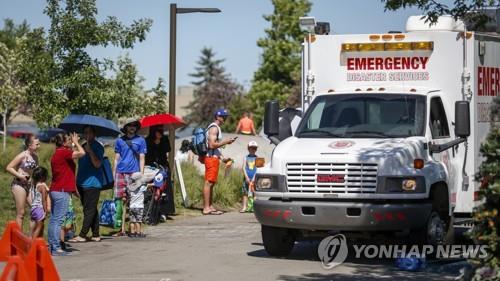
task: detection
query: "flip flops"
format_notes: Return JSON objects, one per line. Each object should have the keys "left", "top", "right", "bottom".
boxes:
{"left": 68, "top": 236, "right": 87, "bottom": 243}
{"left": 202, "top": 210, "right": 224, "bottom": 215}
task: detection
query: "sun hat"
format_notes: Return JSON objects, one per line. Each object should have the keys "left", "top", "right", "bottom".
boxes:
{"left": 127, "top": 172, "right": 144, "bottom": 192}
{"left": 121, "top": 118, "right": 141, "bottom": 134}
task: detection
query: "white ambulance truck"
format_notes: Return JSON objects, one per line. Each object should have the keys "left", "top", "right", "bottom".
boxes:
{"left": 254, "top": 15, "right": 498, "bottom": 257}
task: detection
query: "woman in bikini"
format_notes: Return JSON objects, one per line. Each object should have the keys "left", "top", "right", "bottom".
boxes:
{"left": 6, "top": 135, "right": 40, "bottom": 227}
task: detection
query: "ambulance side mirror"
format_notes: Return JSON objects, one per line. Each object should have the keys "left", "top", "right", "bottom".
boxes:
{"left": 264, "top": 100, "right": 280, "bottom": 145}
{"left": 264, "top": 100, "right": 279, "bottom": 136}
{"left": 455, "top": 101, "right": 470, "bottom": 138}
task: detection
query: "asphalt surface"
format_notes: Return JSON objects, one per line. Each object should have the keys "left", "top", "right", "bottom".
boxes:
{"left": 53, "top": 212, "right": 466, "bottom": 281}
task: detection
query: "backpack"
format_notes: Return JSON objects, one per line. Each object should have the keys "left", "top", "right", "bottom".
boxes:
{"left": 191, "top": 124, "right": 218, "bottom": 156}
{"left": 99, "top": 200, "right": 116, "bottom": 226}
{"left": 191, "top": 128, "right": 208, "bottom": 156}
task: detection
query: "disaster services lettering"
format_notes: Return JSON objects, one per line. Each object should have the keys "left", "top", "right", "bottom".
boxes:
{"left": 346, "top": 56, "right": 430, "bottom": 82}
{"left": 347, "top": 57, "right": 429, "bottom": 71}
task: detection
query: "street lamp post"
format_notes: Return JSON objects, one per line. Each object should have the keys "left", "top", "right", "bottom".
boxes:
{"left": 168, "top": 3, "right": 221, "bottom": 178}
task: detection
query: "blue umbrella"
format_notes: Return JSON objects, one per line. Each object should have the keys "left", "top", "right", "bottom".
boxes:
{"left": 58, "top": 114, "right": 121, "bottom": 137}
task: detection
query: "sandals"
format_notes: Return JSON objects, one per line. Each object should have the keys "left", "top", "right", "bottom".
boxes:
{"left": 112, "top": 231, "right": 126, "bottom": 237}
{"left": 91, "top": 237, "right": 101, "bottom": 242}
{"left": 68, "top": 236, "right": 87, "bottom": 243}
{"left": 202, "top": 210, "right": 224, "bottom": 215}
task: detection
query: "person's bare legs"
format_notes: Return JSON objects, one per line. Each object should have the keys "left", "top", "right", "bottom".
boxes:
{"left": 32, "top": 221, "right": 44, "bottom": 238}
{"left": 130, "top": 222, "right": 136, "bottom": 235}
{"left": 11, "top": 185, "right": 27, "bottom": 227}
{"left": 121, "top": 197, "right": 127, "bottom": 234}
{"left": 240, "top": 195, "right": 248, "bottom": 212}
{"left": 203, "top": 181, "right": 214, "bottom": 214}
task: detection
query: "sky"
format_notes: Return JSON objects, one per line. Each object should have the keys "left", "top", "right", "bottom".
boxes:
{"left": 0, "top": 0, "right": 425, "bottom": 90}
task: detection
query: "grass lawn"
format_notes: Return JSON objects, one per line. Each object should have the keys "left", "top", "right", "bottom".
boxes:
{"left": 0, "top": 136, "right": 244, "bottom": 236}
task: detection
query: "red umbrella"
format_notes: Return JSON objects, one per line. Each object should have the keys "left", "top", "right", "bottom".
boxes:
{"left": 140, "top": 113, "right": 186, "bottom": 130}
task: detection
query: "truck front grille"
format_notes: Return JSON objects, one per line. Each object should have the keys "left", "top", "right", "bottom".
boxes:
{"left": 286, "top": 162, "right": 378, "bottom": 194}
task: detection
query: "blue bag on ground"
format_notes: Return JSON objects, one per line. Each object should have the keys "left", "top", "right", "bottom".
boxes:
{"left": 99, "top": 199, "right": 116, "bottom": 226}
{"left": 191, "top": 128, "right": 208, "bottom": 156}
{"left": 395, "top": 255, "right": 426, "bottom": 271}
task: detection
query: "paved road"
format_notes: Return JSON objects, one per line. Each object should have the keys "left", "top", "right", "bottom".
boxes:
{"left": 54, "top": 212, "right": 465, "bottom": 281}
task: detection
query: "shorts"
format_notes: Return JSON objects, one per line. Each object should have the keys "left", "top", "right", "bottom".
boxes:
{"left": 129, "top": 208, "right": 144, "bottom": 223}
{"left": 31, "top": 207, "right": 45, "bottom": 222}
{"left": 204, "top": 157, "right": 220, "bottom": 183}
{"left": 241, "top": 182, "right": 254, "bottom": 196}
{"left": 114, "top": 173, "right": 132, "bottom": 199}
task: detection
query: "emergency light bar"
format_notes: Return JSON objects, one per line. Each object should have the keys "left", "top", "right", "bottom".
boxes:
{"left": 341, "top": 41, "right": 434, "bottom": 52}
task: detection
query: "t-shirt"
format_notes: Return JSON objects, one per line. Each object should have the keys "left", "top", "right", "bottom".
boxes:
{"left": 51, "top": 147, "right": 76, "bottom": 192}
{"left": 129, "top": 185, "right": 148, "bottom": 209}
{"left": 145, "top": 136, "right": 170, "bottom": 168}
{"left": 115, "top": 135, "right": 147, "bottom": 173}
{"left": 238, "top": 117, "right": 255, "bottom": 134}
{"left": 76, "top": 140, "right": 105, "bottom": 188}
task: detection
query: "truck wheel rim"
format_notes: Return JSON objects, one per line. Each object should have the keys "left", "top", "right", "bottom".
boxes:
{"left": 427, "top": 212, "right": 445, "bottom": 245}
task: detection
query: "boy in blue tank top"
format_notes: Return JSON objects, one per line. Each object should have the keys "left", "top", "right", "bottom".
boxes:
{"left": 240, "top": 141, "right": 258, "bottom": 213}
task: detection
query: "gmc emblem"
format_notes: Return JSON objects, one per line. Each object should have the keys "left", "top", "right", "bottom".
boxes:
{"left": 316, "top": 174, "right": 345, "bottom": 183}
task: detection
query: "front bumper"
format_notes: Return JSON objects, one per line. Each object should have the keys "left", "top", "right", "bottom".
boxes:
{"left": 254, "top": 199, "right": 431, "bottom": 231}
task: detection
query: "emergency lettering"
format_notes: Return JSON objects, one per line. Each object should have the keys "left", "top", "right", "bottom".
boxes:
{"left": 347, "top": 57, "right": 429, "bottom": 71}
{"left": 478, "top": 66, "right": 500, "bottom": 97}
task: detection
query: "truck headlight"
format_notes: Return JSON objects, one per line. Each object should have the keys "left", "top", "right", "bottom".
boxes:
{"left": 254, "top": 174, "right": 286, "bottom": 192}
{"left": 377, "top": 176, "right": 425, "bottom": 193}
{"left": 256, "top": 177, "right": 272, "bottom": 189}
{"left": 402, "top": 179, "right": 417, "bottom": 191}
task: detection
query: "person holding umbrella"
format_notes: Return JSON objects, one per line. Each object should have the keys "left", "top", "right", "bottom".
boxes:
{"left": 70, "top": 126, "right": 105, "bottom": 242}
{"left": 113, "top": 118, "right": 147, "bottom": 236}
{"left": 145, "top": 125, "right": 175, "bottom": 218}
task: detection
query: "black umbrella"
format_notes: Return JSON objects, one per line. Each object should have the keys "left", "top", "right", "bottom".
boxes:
{"left": 58, "top": 114, "right": 121, "bottom": 137}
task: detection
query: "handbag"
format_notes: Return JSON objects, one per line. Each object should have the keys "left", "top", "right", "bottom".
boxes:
{"left": 100, "top": 157, "right": 114, "bottom": 190}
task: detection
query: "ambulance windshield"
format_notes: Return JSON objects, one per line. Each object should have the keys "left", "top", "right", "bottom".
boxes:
{"left": 296, "top": 94, "right": 426, "bottom": 138}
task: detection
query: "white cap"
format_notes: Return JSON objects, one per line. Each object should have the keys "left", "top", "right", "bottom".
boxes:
{"left": 248, "top": 141, "right": 258, "bottom": 148}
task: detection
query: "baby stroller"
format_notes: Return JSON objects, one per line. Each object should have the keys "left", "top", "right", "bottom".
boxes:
{"left": 143, "top": 165, "right": 169, "bottom": 225}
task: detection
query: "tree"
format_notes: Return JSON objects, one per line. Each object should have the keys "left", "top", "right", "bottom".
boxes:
{"left": 469, "top": 97, "right": 500, "bottom": 281}
{"left": 137, "top": 78, "right": 168, "bottom": 117}
{"left": 383, "top": 0, "right": 499, "bottom": 28}
{"left": 17, "top": 0, "right": 153, "bottom": 127}
{"left": 184, "top": 47, "right": 243, "bottom": 127}
{"left": 247, "top": 0, "right": 311, "bottom": 127}
{"left": 0, "top": 42, "right": 28, "bottom": 152}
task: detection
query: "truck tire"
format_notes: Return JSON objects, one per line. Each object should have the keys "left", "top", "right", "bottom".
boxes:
{"left": 414, "top": 211, "right": 454, "bottom": 246}
{"left": 261, "top": 225, "right": 295, "bottom": 257}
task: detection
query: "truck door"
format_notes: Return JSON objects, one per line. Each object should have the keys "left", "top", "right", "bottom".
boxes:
{"left": 429, "top": 96, "right": 457, "bottom": 204}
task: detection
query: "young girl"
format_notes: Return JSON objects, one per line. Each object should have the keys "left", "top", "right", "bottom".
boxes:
{"left": 30, "top": 166, "right": 49, "bottom": 238}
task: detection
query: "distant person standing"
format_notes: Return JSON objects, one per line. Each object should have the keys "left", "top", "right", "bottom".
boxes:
{"left": 6, "top": 135, "right": 40, "bottom": 227}
{"left": 235, "top": 112, "right": 256, "bottom": 135}
{"left": 203, "top": 108, "right": 236, "bottom": 215}
{"left": 113, "top": 119, "right": 146, "bottom": 236}
{"left": 49, "top": 133, "right": 85, "bottom": 256}
{"left": 240, "top": 141, "right": 258, "bottom": 213}
{"left": 72, "top": 126, "right": 104, "bottom": 242}
{"left": 145, "top": 125, "right": 175, "bottom": 217}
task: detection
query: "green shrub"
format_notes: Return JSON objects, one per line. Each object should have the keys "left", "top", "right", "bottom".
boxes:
{"left": 174, "top": 161, "right": 244, "bottom": 211}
